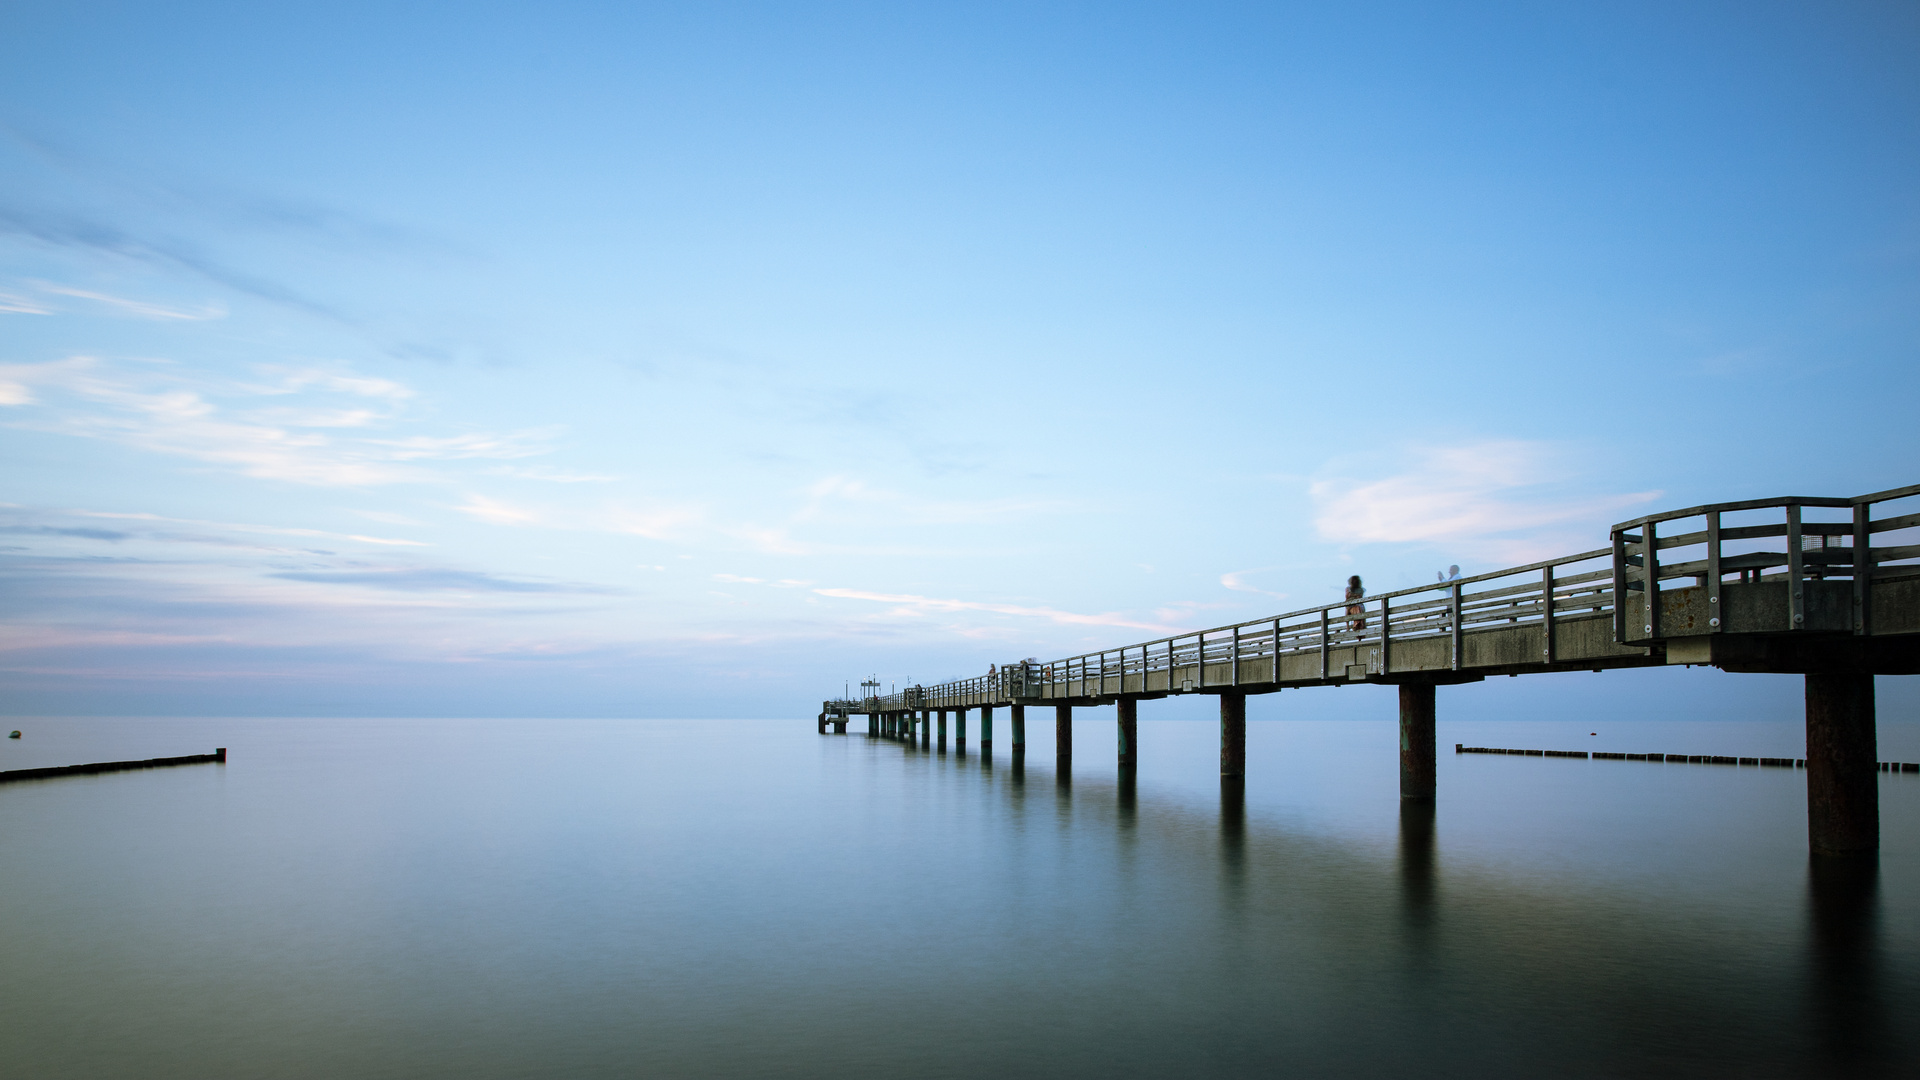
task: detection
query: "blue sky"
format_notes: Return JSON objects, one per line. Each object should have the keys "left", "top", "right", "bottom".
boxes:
{"left": 2, "top": 2, "right": 1917, "bottom": 718}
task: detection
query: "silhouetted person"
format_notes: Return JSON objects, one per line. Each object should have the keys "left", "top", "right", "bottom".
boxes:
{"left": 1346, "top": 574, "right": 1367, "bottom": 631}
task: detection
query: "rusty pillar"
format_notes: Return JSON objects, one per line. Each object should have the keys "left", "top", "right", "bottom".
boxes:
{"left": 1011, "top": 705, "right": 1026, "bottom": 751}
{"left": 1807, "top": 672, "right": 1877, "bottom": 855}
{"left": 1055, "top": 704, "right": 1073, "bottom": 763}
{"left": 1117, "top": 698, "right": 1137, "bottom": 772}
{"left": 1400, "top": 682, "right": 1437, "bottom": 801}
{"left": 980, "top": 706, "right": 994, "bottom": 753}
{"left": 1220, "top": 692, "right": 1246, "bottom": 778}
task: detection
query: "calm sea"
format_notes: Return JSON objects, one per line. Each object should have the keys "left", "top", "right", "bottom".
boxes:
{"left": 3, "top": 714, "right": 1917, "bottom": 1078}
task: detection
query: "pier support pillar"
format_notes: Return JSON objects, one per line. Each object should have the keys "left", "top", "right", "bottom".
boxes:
{"left": 955, "top": 708, "right": 968, "bottom": 753}
{"left": 1117, "top": 698, "right": 1137, "bottom": 773}
{"left": 1055, "top": 704, "right": 1073, "bottom": 763}
{"left": 937, "top": 709, "right": 948, "bottom": 751}
{"left": 1400, "top": 682, "right": 1437, "bottom": 802}
{"left": 1011, "top": 705, "right": 1026, "bottom": 751}
{"left": 980, "top": 706, "right": 994, "bottom": 754}
{"left": 1806, "top": 672, "right": 1878, "bottom": 856}
{"left": 1220, "top": 693, "right": 1245, "bottom": 778}
{"left": 920, "top": 709, "right": 931, "bottom": 748}
{"left": 817, "top": 712, "right": 826, "bottom": 734}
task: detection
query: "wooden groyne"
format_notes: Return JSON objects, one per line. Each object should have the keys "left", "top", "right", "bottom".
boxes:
{"left": 0, "top": 748, "right": 227, "bottom": 784}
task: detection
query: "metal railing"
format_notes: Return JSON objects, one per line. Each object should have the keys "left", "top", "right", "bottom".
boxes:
{"left": 843, "top": 485, "right": 1920, "bottom": 714}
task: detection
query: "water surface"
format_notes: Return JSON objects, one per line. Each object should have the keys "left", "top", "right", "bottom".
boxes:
{"left": 2, "top": 715, "right": 1916, "bottom": 1078}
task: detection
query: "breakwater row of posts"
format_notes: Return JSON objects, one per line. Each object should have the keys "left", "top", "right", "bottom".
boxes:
{"left": 1456, "top": 744, "right": 1920, "bottom": 771}
{"left": 822, "top": 486, "right": 1920, "bottom": 856}
{"left": 0, "top": 748, "right": 227, "bottom": 784}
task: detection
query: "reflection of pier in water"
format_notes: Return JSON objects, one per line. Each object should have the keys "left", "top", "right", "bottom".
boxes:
{"left": 872, "top": 740, "right": 1901, "bottom": 1071}
{"left": 823, "top": 486, "right": 1920, "bottom": 856}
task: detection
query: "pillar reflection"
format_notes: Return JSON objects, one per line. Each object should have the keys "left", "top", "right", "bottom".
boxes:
{"left": 1806, "top": 855, "right": 1886, "bottom": 1067}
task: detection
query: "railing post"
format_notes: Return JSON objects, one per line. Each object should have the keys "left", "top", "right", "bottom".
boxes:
{"left": 1271, "top": 618, "right": 1282, "bottom": 686}
{"left": 1320, "top": 608, "right": 1330, "bottom": 680}
{"left": 1854, "top": 500, "right": 1871, "bottom": 635}
{"left": 1450, "top": 582, "right": 1463, "bottom": 670}
{"left": 1786, "top": 504, "right": 1804, "bottom": 631}
{"left": 1706, "top": 510, "right": 1722, "bottom": 633}
{"left": 1231, "top": 626, "right": 1240, "bottom": 687}
{"left": 1379, "top": 595, "right": 1391, "bottom": 674}
{"left": 1611, "top": 527, "right": 1629, "bottom": 643}
{"left": 1644, "top": 519, "right": 1660, "bottom": 639}
{"left": 1541, "top": 566, "right": 1555, "bottom": 664}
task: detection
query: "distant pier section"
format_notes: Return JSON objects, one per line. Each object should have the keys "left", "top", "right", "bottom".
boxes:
{"left": 820, "top": 486, "right": 1920, "bottom": 857}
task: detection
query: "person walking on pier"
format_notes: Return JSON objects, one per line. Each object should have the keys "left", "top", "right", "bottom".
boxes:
{"left": 1346, "top": 574, "right": 1367, "bottom": 631}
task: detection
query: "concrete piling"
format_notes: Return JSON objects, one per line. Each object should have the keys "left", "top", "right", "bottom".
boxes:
{"left": 1011, "top": 705, "right": 1026, "bottom": 752}
{"left": 937, "top": 709, "right": 948, "bottom": 751}
{"left": 1056, "top": 704, "right": 1073, "bottom": 764}
{"left": 955, "top": 708, "right": 968, "bottom": 754}
{"left": 1806, "top": 672, "right": 1878, "bottom": 856}
{"left": 980, "top": 706, "right": 994, "bottom": 754}
{"left": 1117, "top": 697, "right": 1137, "bottom": 773}
{"left": 1220, "top": 692, "right": 1246, "bottom": 778}
{"left": 1400, "top": 682, "right": 1437, "bottom": 802}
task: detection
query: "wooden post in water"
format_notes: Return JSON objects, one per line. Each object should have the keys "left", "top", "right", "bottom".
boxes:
{"left": 1806, "top": 672, "right": 1877, "bottom": 855}
{"left": 1011, "top": 705, "right": 1026, "bottom": 752}
{"left": 1055, "top": 704, "right": 1073, "bottom": 764}
{"left": 1220, "top": 692, "right": 1245, "bottom": 778}
{"left": 1400, "top": 682, "right": 1436, "bottom": 801}
{"left": 1117, "top": 697, "right": 1137, "bottom": 773}
{"left": 980, "top": 705, "right": 994, "bottom": 754}
{"left": 955, "top": 707, "right": 968, "bottom": 753}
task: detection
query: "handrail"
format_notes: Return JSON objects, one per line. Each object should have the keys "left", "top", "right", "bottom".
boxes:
{"left": 837, "top": 487, "right": 1918, "bottom": 713}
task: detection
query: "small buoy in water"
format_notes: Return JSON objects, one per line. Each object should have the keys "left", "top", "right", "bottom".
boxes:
{"left": 7, "top": 730, "right": 19, "bottom": 739}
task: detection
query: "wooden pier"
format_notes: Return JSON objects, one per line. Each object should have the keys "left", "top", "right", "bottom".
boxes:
{"left": 819, "top": 486, "right": 1920, "bottom": 856}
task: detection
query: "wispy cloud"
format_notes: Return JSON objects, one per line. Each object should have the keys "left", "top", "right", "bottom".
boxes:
{"left": 813, "top": 587, "right": 1183, "bottom": 633}
{"left": 0, "top": 356, "right": 555, "bottom": 487}
{"left": 35, "top": 282, "right": 224, "bottom": 321}
{"left": 454, "top": 494, "right": 543, "bottom": 526}
{"left": 489, "top": 465, "right": 622, "bottom": 483}
{"left": 268, "top": 568, "right": 609, "bottom": 594}
{"left": 0, "top": 290, "right": 51, "bottom": 315}
{"left": 1219, "top": 569, "right": 1286, "bottom": 599}
{"left": 1311, "top": 441, "right": 1660, "bottom": 564}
